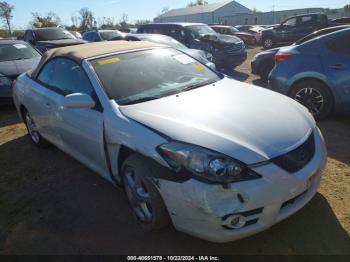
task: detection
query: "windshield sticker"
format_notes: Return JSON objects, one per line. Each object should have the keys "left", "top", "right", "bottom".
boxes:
{"left": 13, "top": 44, "right": 27, "bottom": 49}
{"left": 195, "top": 64, "right": 205, "bottom": 71}
{"left": 173, "top": 54, "right": 195, "bottom": 65}
{"left": 97, "top": 57, "right": 121, "bottom": 65}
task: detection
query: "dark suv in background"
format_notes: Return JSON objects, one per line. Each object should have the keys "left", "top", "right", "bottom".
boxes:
{"left": 24, "top": 27, "right": 86, "bottom": 53}
{"left": 82, "top": 30, "right": 126, "bottom": 42}
{"left": 261, "top": 13, "right": 329, "bottom": 49}
{"left": 138, "top": 23, "right": 247, "bottom": 70}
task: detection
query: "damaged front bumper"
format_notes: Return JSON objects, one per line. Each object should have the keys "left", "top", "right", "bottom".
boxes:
{"left": 155, "top": 129, "right": 327, "bottom": 243}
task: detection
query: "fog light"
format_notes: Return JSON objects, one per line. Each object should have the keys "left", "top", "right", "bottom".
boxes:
{"left": 223, "top": 215, "right": 246, "bottom": 229}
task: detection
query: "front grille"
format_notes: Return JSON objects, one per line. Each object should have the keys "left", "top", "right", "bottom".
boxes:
{"left": 272, "top": 133, "right": 315, "bottom": 173}
{"left": 224, "top": 42, "right": 243, "bottom": 54}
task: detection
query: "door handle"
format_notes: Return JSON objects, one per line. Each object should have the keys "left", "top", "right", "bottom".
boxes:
{"left": 44, "top": 102, "right": 51, "bottom": 109}
{"left": 329, "top": 64, "right": 345, "bottom": 70}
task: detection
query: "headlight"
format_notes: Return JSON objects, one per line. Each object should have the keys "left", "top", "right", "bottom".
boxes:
{"left": 157, "top": 142, "right": 261, "bottom": 184}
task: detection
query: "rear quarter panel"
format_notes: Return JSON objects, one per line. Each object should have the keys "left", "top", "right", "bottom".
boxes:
{"left": 270, "top": 42, "right": 328, "bottom": 94}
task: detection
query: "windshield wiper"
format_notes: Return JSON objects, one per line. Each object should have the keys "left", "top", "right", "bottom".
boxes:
{"left": 123, "top": 95, "right": 163, "bottom": 105}
{"left": 176, "top": 79, "right": 217, "bottom": 94}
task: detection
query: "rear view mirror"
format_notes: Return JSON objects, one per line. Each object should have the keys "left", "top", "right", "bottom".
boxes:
{"left": 64, "top": 93, "right": 95, "bottom": 109}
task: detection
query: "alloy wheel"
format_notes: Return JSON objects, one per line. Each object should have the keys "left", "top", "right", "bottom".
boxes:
{"left": 264, "top": 39, "right": 273, "bottom": 48}
{"left": 124, "top": 168, "right": 153, "bottom": 223}
{"left": 295, "top": 87, "right": 324, "bottom": 116}
{"left": 25, "top": 112, "right": 40, "bottom": 144}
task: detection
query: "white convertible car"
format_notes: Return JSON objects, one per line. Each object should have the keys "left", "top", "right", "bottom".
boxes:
{"left": 13, "top": 41, "right": 327, "bottom": 243}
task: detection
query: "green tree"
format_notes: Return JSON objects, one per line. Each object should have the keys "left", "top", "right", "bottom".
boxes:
{"left": 31, "top": 12, "right": 61, "bottom": 28}
{"left": 0, "top": 1, "right": 14, "bottom": 33}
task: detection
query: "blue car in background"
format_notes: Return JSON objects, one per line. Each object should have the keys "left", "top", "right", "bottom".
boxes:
{"left": 269, "top": 28, "right": 350, "bottom": 120}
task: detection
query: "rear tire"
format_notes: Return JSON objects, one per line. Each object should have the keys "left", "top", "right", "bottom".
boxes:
{"left": 22, "top": 108, "right": 50, "bottom": 148}
{"left": 289, "top": 79, "right": 333, "bottom": 120}
{"left": 122, "top": 154, "right": 170, "bottom": 231}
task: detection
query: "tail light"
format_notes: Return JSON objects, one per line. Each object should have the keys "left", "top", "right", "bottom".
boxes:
{"left": 275, "top": 53, "right": 293, "bottom": 63}
{"left": 12, "top": 79, "right": 16, "bottom": 86}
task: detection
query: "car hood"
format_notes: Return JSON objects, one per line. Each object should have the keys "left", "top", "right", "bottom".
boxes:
{"left": 0, "top": 56, "right": 41, "bottom": 76}
{"left": 119, "top": 78, "right": 315, "bottom": 164}
{"left": 184, "top": 49, "right": 209, "bottom": 63}
{"left": 214, "top": 34, "right": 242, "bottom": 44}
{"left": 37, "top": 39, "right": 87, "bottom": 47}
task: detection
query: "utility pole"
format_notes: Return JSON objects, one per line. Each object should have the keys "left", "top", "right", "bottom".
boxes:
{"left": 272, "top": 4, "right": 275, "bottom": 24}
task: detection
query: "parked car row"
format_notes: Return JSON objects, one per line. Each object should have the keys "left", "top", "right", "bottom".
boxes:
{"left": 137, "top": 23, "right": 247, "bottom": 70}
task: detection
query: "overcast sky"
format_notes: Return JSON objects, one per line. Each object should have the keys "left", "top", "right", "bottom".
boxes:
{"left": 5, "top": 0, "right": 349, "bottom": 29}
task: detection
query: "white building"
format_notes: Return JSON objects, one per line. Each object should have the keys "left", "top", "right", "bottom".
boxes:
{"left": 154, "top": 0, "right": 252, "bottom": 24}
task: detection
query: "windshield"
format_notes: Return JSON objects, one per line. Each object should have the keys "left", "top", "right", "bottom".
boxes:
{"left": 0, "top": 43, "right": 41, "bottom": 62}
{"left": 100, "top": 31, "right": 124, "bottom": 41}
{"left": 92, "top": 48, "right": 220, "bottom": 105}
{"left": 145, "top": 36, "right": 187, "bottom": 50}
{"left": 35, "top": 28, "right": 76, "bottom": 41}
{"left": 229, "top": 27, "right": 239, "bottom": 33}
{"left": 294, "top": 27, "right": 347, "bottom": 45}
{"left": 186, "top": 25, "right": 217, "bottom": 38}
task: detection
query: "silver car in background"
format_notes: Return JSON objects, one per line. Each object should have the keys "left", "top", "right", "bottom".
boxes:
{"left": 13, "top": 41, "right": 327, "bottom": 243}
{"left": 0, "top": 40, "right": 41, "bottom": 104}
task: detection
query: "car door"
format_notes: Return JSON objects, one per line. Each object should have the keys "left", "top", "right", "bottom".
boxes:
{"left": 322, "top": 32, "right": 350, "bottom": 111}
{"left": 276, "top": 17, "right": 299, "bottom": 43}
{"left": 26, "top": 59, "right": 59, "bottom": 143}
{"left": 46, "top": 58, "right": 107, "bottom": 172}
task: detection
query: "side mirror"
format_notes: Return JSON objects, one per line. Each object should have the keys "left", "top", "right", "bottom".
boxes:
{"left": 64, "top": 93, "right": 95, "bottom": 109}
{"left": 206, "top": 62, "right": 216, "bottom": 71}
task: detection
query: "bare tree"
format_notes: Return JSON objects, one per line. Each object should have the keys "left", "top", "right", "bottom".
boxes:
{"left": 134, "top": 19, "right": 151, "bottom": 27}
{"left": 119, "top": 13, "right": 128, "bottom": 29}
{"left": 78, "top": 8, "right": 96, "bottom": 31}
{"left": 187, "top": 0, "right": 208, "bottom": 7}
{"left": 0, "top": 1, "right": 14, "bottom": 34}
{"left": 31, "top": 12, "right": 61, "bottom": 28}
{"left": 98, "top": 16, "right": 115, "bottom": 29}
{"left": 71, "top": 14, "right": 79, "bottom": 27}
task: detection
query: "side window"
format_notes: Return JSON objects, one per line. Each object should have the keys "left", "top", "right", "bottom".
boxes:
{"left": 92, "top": 32, "right": 101, "bottom": 42}
{"left": 51, "top": 58, "right": 94, "bottom": 96}
{"left": 25, "top": 31, "right": 34, "bottom": 42}
{"left": 326, "top": 35, "right": 350, "bottom": 55}
{"left": 169, "top": 26, "right": 183, "bottom": 41}
{"left": 83, "top": 32, "right": 92, "bottom": 41}
{"left": 282, "top": 18, "right": 297, "bottom": 28}
{"left": 37, "top": 60, "right": 56, "bottom": 85}
{"left": 38, "top": 58, "right": 94, "bottom": 97}
{"left": 300, "top": 16, "right": 313, "bottom": 26}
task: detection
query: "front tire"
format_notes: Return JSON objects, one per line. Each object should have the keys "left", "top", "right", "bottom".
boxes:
{"left": 23, "top": 109, "right": 49, "bottom": 148}
{"left": 289, "top": 79, "right": 333, "bottom": 120}
{"left": 122, "top": 154, "right": 170, "bottom": 231}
